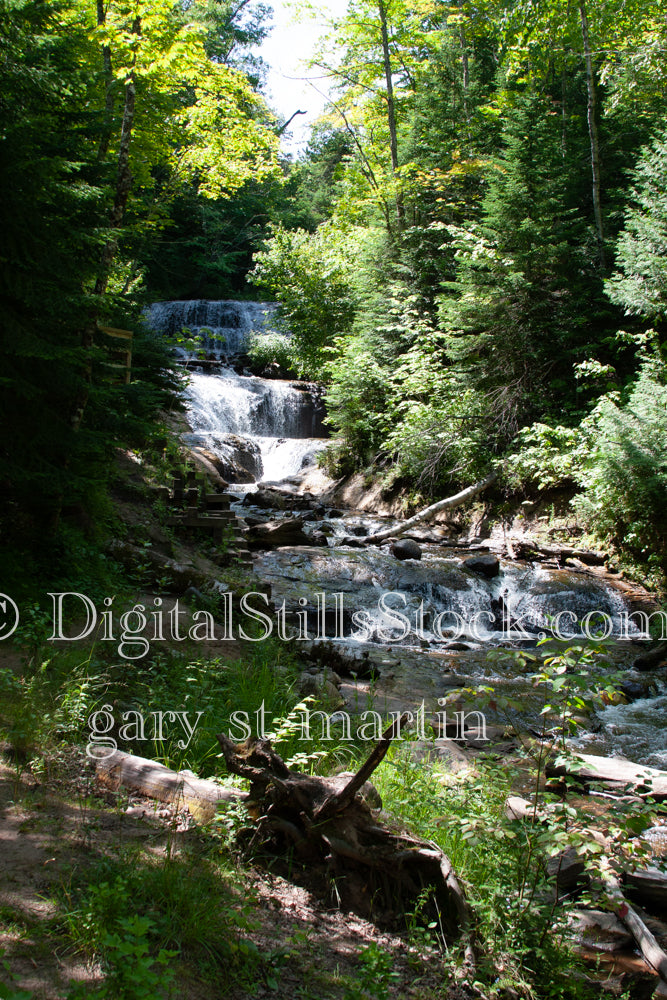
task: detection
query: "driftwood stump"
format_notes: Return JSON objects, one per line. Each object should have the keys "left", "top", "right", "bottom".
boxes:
{"left": 216, "top": 718, "right": 474, "bottom": 959}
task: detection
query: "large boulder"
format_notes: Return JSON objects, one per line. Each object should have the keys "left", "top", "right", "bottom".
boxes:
{"left": 188, "top": 447, "right": 230, "bottom": 489}
{"left": 391, "top": 538, "right": 422, "bottom": 561}
{"left": 246, "top": 518, "right": 312, "bottom": 549}
{"left": 209, "top": 434, "right": 263, "bottom": 483}
{"left": 634, "top": 641, "right": 667, "bottom": 672}
{"left": 463, "top": 553, "right": 500, "bottom": 578}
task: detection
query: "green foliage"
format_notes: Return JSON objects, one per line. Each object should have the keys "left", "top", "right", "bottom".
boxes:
{"left": 0, "top": 948, "right": 34, "bottom": 1000}
{"left": 67, "top": 913, "right": 176, "bottom": 1000}
{"left": 343, "top": 942, "right": 399, "bottom": 1000}
{"left": 606, "top": 127, "right": 667, "bottom": 322}
{"left": 246, "top": 331, "right": 296, "bottom": 374}
{"left": 505, "top": 423, "right": 589, "bottom": 490}
{"left": 574, "top": 359, "right": 667, "bottom": 573}
{"left": 438, "top": 93, "right": 606, "bottom": 444}
{"left": 249, "top": 222, "right": 361, "bottom": 376}
{"left": 59, "top": 853, "right": 262, "bottom": 994}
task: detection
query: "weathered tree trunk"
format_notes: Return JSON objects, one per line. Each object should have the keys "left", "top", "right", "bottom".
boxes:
{"left": 96, "top": 0, "right": 115, "bottom": 162}
{"left": 95, "top": 748, "right": 244, "bottom": 822}
{"left": 579, "top": 1, "right": 605, "bottom": 269}
{"left": 216, "top": 719, "right": 475, "bottom": 954}
{"left": 358, "top": 472, "right": 497, "bottom": 544}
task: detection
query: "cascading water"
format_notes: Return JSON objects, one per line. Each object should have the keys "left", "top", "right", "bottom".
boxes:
{"left": 145, "top": 299, "right": 276, "bottom": 359}
{"left": 146, "top": 300, "right": 328, "bottom": 483}
{"left": 147, "top": 299, "right": 666, "bottom": 767}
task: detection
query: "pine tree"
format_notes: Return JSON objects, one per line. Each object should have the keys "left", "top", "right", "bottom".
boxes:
{"left": 438, "top": 92, "right": 605, "bottom": 444}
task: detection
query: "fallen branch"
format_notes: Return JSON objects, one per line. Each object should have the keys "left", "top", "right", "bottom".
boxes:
{"left": 95, "top": 749, "right": 244, "bottom": 822}
{"left": 360, "top": 472, "right": 498, "bottom": 544}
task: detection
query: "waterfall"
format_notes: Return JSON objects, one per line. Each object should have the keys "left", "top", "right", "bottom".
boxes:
{"left": 145, "top": 299, "right": 276, "bottom": 359}
{"left": 146, "top": 300, "right": 328, "bottom": 484}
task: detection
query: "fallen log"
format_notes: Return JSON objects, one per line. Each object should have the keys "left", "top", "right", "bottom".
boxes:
{"left": 504, "top": 796, "right": 667, "bottom": 986}
{"left": 537, "top": 544, "right": 606, "bottom": 566}
{"left": 95, "top": 749, "right": 244, "bottom": 822}
{"left": 547, "top": 753, "right": 667, "bottom": 802}
{"left": 360, "top": 473, "right": 498, "bottom": 544}
{"left": 216, "top": 718, "right": 474, "bottom": 958}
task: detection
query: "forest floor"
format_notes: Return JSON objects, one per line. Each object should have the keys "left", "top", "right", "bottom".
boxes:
{"left": 0, "top": 756, "right": 474, "bottom": 1000}
{"left": 1, "top": 454, "right": 665, "bottom": 999}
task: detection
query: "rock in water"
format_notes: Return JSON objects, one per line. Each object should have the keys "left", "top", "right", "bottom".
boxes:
{"left": 634, "top": 641, "right": 667, "bottom": 672}
{"left": 463, "top": 553, "right": 500, "bottom": 577}
{"left": 246, "top": 518, "right": 312, "bottom": 549}
{"left": 207, "top": 434, "right": 263, "bottom": 483}
{"left": 391, "top": 538, "right": 422, "bottom": 561}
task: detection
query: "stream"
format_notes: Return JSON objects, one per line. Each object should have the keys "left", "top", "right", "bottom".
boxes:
{"left": 147, "top": 300, "right": 667, "bottom": 769}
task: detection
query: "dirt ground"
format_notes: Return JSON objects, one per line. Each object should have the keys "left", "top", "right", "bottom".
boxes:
{"left": 0, "top": 756, "right": 471, "bottom": 1000}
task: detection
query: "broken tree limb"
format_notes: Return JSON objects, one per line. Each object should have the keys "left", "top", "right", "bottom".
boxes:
{"left": 216, "top": 727, "right": 474, "bottom": 948}
{"left": 95, "top": 749, "right": 244, "bottom": 822}
{"left": 360, "top": 472, "right": 498, "bottom": 544}
{"left": 314, "top": 714, "right": 408, "bottom": 821}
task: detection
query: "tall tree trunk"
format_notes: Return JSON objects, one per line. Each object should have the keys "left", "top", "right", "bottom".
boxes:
{"left": 579, "top": 1, "right": 605, "bottom": 270}
{"left": 457, "top": 1, "right": 470, "bottom": 125}
{"left": 378, "top": 0, "right": 404, "bottom": 232}
{"left": 96, "top": 0, "right": 115, "bottom": 161}
{"left": 95, "top": 28, "right": 138, "bottom": 297}
{"left": 71, "top": 17, "right": 139, "bottom": 435}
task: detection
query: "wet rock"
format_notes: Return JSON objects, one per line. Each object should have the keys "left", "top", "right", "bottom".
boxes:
{"left": 183, "top": 586, "right": 206, "bottom": 603}
{"left": 244, "top": 487, "right": 290, "bottom": 510}
{"left": 620, "top": 677, "right": 654, "bottom": 701}
{"left": 463, "top": 553, "right": 500, "bottom": 577}
{"left": 634, "top": 641, "right": 667, "bottom": 672}
{"left": 207, "top": 434, "right": 263, "bottom": 483}
{"left": 569, "top": 910, "right": 633, "bottom": 951}
{"left": 547, "top": 847, "right": 588, "bottom": 893}
{"left": 301, "top": 642, "right": 378, "bottom": 678}
{"left": 244, "top": 487, "right": 317, "bottom": 512}
{"left": 390, "top": 538, "right": 422, "bottom": 561}
{"left": 188, "top": 448, "right": 230, "bottom": 489}
{"left": 310, "top": 531, "right": 330, "bottom": 547}
{"left": 297, "top": 669, "right": 345, "bottom": 709}
{"left": 246, "top": 518, "right": 312, "bottom": 549}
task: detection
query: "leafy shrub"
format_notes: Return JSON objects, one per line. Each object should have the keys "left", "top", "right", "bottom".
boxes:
{"left": 249, "top": 221, "right": 362, "bottom": 377}
{"left": 574, "top": 364, "right": 667, "bottom": 574}
{"left": 246, "top": 331, "right": 295, "bottom": 374}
